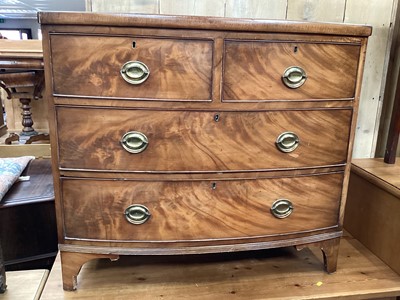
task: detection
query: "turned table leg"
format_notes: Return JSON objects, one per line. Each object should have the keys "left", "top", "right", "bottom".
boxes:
{"left": 19, "top": 98, "right": 37, "bottom": 136}
{"left": 60, "top": 251, "right": 119, "bottom": 291}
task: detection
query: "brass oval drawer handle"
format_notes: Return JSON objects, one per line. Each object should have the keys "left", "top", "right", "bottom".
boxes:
{"left": 120, "top": 131, "right": 148, "bottom": 154}
{"left": 271, "top": 199, "right": 293, "bottom": 219}
{"left": 275, "top": 132, "right": 299, "bottom": 153}
{"left": 282, "top": 66, "right": 307, "bottom": 89}
{"left": 124, "top": 204, "right": 151, "bottom": 225}
{"left": 120, "top": 61, "right": 150, "bottom": 85}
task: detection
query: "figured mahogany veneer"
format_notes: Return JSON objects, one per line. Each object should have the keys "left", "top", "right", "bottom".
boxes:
{"left": 223, "top": 41, "right": 360, "bottom": 101}
{"left": 50, "top": 34, "right": 213, "bottom": 100}
{"left": 61, "top": 174, "right": 343, "bottom": 241}
{"left": 56, "top": 107, "right": 351, "bottom": 172}
{"left": 39, "top": 12, "right": 371, "bottom": 291}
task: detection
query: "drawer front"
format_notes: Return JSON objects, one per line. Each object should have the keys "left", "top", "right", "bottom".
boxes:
{"left": 56, "top": 107, "right": 351, "bottom": 172}
{"left": 62, "top": 173, "right": 342, "bottom": 241}
{"left": 223, "top": 41, "right": 360, "bottom": 101}
{"left": 50, "top": 34, "right": 213, "bottom": 100}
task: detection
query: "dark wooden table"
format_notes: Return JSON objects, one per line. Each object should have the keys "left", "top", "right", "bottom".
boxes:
{"left": 0, "top": 159, "right": 57, "bottom": 271}
{"left": 0, "top": 40, "right": 48, "bottom": 143}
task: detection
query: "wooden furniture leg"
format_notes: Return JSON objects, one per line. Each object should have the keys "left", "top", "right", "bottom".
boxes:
{"left": 296, "top": 237, "right": 341, "bottom": 273}
{"left": 319, "top": 238, "right": 341, "bottom": 273}
{"left": 19, "top": 98, "right": 37, "bottom": 135}
{"left": 0, "top": 240, "right": 6, "bottom": 293}
{"left": 60, "top": 251, "right": 119, "bottom": 291}
{"left": 384, "top": 65, "right": 400, "bottom": 164}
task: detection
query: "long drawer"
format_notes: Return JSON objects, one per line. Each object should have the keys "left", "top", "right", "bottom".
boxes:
{"left": 61, "top": 173, "right": 343, "bottom": 242}
{"left": 56, "top": 107, "right": 352, "bottom": 172}
{"left": 223, "top": 41, "right": 360, "bottom": 101}
{"left": 49, "top": 34, "right": 213, "bottom": 101}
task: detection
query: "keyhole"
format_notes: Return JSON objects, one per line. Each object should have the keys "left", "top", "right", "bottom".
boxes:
{"left": 214, "top": 114, "right": 220, "bottom": 122}
{"left": 294, "top": 46, "right": 298, "bottom": 53}
{"left": 211, "top": 182, "right": 217, "bottom": 190}
{"left": 132, "top": 41, "right": 136, "bottom": 48}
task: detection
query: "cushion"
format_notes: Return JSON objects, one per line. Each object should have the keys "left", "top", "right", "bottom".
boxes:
{"left": 0, "top": 156, "right": 35, "bottom": 201}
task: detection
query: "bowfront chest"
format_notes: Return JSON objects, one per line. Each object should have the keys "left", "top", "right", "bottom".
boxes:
{"left": 39, "top": 12, "right": 371, "bottom": 291}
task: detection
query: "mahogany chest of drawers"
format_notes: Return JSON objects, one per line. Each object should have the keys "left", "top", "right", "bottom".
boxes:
{"left": 39, "top": 12, "right": 371, "bottom": 290}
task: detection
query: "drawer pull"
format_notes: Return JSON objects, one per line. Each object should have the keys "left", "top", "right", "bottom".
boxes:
{"left": 282, "top": 66, "right": 307, "bottom": 88}
{"left": 120, "top": 131, "right": 148, "bottom": 154}
{"left": 124, "top": 204, "right": 151, "bottom": 225}
{"left": 271, "top": 199, "right": 293, "bottom": 219}
{"left": 120, "top": 61, "right": 150, "bottom": 85}
{"left": 275, "top": 132, "right": 299, "bottom": 153}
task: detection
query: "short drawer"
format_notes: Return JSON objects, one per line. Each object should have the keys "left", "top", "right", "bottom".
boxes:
{"left": 56, "top": 107, "right": 351, "bottom": 172}
{"left": 49, "top": 34, "right": 213, "bottom": 101}
{"left": 61, "top": 173, "right": 342, "bottom": 241}
{"left": 223, "top": 41, "right": 360, "bottom": 101}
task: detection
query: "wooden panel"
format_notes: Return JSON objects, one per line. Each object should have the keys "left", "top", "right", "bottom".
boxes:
{"left": 287, "top": 0, "right": 346, "bottom": 22}
{"left": 344, "top": 0, "right": 395, "bottom": 158}
{"left": 344, "top": 161, "right": 400, "bottom": 274}
{"left": 225, "top": 0, "right": 287, "bottom": 19}
{"left": 223, "top": 41, "right": 360, "bottom": 101}
{"left": 62, "top": 174, "right": 342, "bottom": 241}
{"left": 86, "top": 0, "right": 159, "bottom": 13}
{"left": 160, "top": 0, "right": 225, "bottom": 16}
{"left": 41, "top": 236, "right": 400, "bottom": 299}
{"left": 50, "top": 34, "right": 213, "bottom": 101}
{"left": 350, "top": 158, "right": 400, "bottom": 198}
{"left": 0, "top": 144, "right": 51, "bottom": 158}
{"left": 0, "top": 39, "right": 42, "bottom": 58}
{"left": 56, "top": 107, "right": 352, "bottom": 172}
{"left": 2, "top": 269, "right": 48, "bottom": 300}
{"left": 40, "top": 12, "right": 372, "bottom": 37}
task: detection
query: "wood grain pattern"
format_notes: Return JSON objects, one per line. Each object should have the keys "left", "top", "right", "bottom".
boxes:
{"left": 41, "top": 235, "right": 400, "bottom": 299}
{"left": 60, "top": 252, "right": 118, "bottom": 291}
{"left": 50, "top": 34, "right": 213, "bottom": 100}
{"left": 38, "top": 12, "right": 372, "bottom": 37}
{"left": 56, "top": 107, "right": 351, "bottom": 172}
{"left": 61, "top": 173, "right": 343, "bottom": 241}
{"left": 287, "top": 0, "right": 346, "bottom": 22}
{"left": 344, "top": 0, "right": 395, "bottom": 158}
{"left": 39, "top": 13, "right": 371, "bottom": 289}
{"left": 87, "top": 0, "right": 159, "bottom": 14}
{"left": 2, "top": 269, "right": 48, "bottom": 300}
{"left": 345, "top": 159, "right": 400, "bottom": 275}
{"left": 223, "top": 41, "right": 360, "bottom": 101}
{"left": 79, "top": 2, "right": 387, "bottom": 159}
{"left": 0, "top": 39, "right": 42, "bottom": 59}
{"left": 160, "top": 0, "right": 225, "bottom": 17}
{"left": 225, "top": 0, "right": 287, "bottom": 19}
{"left": 351, "top": 158, "right": 400, "bottom": 199}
